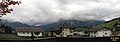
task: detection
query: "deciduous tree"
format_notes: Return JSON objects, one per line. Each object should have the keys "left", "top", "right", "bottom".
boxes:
{"left": 34, "top": 32, "right": 40, "bottom": 38}
{"left": 0, "top": 0, "right": 21, "bottom": 19}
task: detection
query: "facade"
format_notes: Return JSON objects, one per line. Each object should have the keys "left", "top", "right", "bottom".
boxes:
{"left": 48, "top": 27, "right": 73, "bottom": 37}
{"left": 73, "top": 28, "right": 89, "bottom": 37}
{"left": 112, "top": 22, "right": 120, "bottom": 36}
{"left": 48, "top": 22, "right": 74, "bottom": 37}
{"left": 114, "top": 22, "right": 120, "bottom": 31}
{"left": 15, "top": 27, "right": 44, "bottom": 37}
{"left": 61, "top": 27, "right": 73, "bottom": 37}
{"left": 48, "top": 30, "right": 61, "bottom": 37}
{"left": 89, "top": 28, "right": 112, "bottom": 37}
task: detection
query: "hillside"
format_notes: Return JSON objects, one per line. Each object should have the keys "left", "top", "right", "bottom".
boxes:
{"left": 39, "top": 20, "right": 104, "bottom": 31}
{"left": 0, "top": 20, "right": 30, "bottom": 28}
{"left": 93, "top": 17, "right": 120, "bottom": 28}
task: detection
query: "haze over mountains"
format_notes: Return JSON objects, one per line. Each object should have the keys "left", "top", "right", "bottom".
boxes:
{"left": 38, "top": 20, "right": 104, "bottom": 31}
{"left": 0, "top": 20, "right": 30, "bottom": 28}
{"left": 0, "top": 17, "right": 120, "bottom": 31}
{"left": 0, "top": 19, "right": 105, "bottom": 30}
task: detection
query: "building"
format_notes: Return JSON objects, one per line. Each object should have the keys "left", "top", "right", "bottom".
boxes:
{"left": 89, "top": 28, "right": 112, "bottom": 37}
{"left": 48, "top": 21, "right": 74, "bottom": 37}
{"left": 60, "top": 26, "right": 73, "bottom": 37}
{"left": 48, "top": 29, "right": 61, "bottom": 37}
{"left": 112, "top": 22, "right": 120, "bottom": 36}
{"left": 113, "top": 22, "right": 120, "bottom": 31}
{"left": 15, "top": 27, "right": 44, "bottom": 37}
{"left": 48, "top": 26, "right": 74, "bottom": 37}
{"left": 73, "top": 28, "right": 89, "bottom": 37}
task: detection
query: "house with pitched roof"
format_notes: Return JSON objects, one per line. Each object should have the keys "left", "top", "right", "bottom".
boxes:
{"left": 15, "top": 27, "right": 44, "bottom": 37}
{"left": 112, "top": 22, "right": 120, "bottom": 36}
{"left": 89, "top": 27, "right": 112, "bottom": 37}
{"left": 48, "top": 21, "right": 74, "bottom": 37}
{"left": 73, "top": 28, "right": 89, "bottom": 37}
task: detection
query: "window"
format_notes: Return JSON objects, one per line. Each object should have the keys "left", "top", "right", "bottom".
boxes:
{"left": 66, "top": 30, "right": 67, "bottom": 31}
{"left": 94, "top": 32, "right": 96, "bottom": 34}
{"left": 94, "top": 35, "right": 96, "bottom": 37}
{"left": 91, "top": 35, "right": 93, "bottom": 37}
{"left": 73, "top": 33, "right": 77, "bottom": 35}
{"left": 105, "top": 33, "right": 107, "bottom": 34}
{"left": 103, "top": 35, "right": 104, "bottom": 37}
{"left": 65, "top": 34, "right": 67, "bottom": 35}
{"left": 23, "top": 32, "right": 25, "bottom": 34}
{"left": 104, "top": 30, "right": 107, "bottom": 31}
{"left": 27, "top": 32, "right": 29, "bottom": 34}
{"left": 70, "top": 31, "right": 73, "bottom": 33}
{"left": 60, "top": 35, "right": 62, "bottom": 36}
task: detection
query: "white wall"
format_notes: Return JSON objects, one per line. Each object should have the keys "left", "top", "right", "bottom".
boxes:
{"left": 17, "top": 32, "right": 43, "bottom": 37}
{"left": 97, "top": 30, "right": 112, "bottom": 37}
{"left": 17, "top": 32, "right": 31, "bottom": 36}
{"left": 73, "top": 31, "right": 85, "bottom": 35}
{"left": 62, "top": 28, "right": 73, "bottom": 37}
{"left": 90, "top": 32, "right": 96, "bottom": 37}
{"left": 90, "top": 30, "right": 112, "bottom": 37}
{"left": 33, "top": 32, "right": 43, "bottom": 36}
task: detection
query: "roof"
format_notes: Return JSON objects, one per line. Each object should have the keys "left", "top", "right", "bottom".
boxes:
{"left": 74, "top": 28, "right": 86, "bottom": 31}
{"left": 15, "top": 27, "right": 43, "bottom": 32}
{"left": 89, "top": 27, "right": 110, "bottom": 32}
{"left": 112, "top": 30, "right": 120, "bottom": 36}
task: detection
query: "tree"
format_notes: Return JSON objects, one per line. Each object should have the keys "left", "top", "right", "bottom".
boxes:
{"left": 0, "top": 0, "right": 21, "bottom": 19}
{"left": 34, "top": 32, "right": 40, "bottom": 38}
{"left": 31, "top": 32, "right": 35, "bottom": 40}
{"left": 0, "top": 24, "right": 12, "bottom": 33}
{"left": 0, "top": 24, "right": 6, "bottom": 28}
{"left": 4, "top": 26, "right": 12, "bottom": 33}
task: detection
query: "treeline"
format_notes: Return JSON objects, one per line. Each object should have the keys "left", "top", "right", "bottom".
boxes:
{"left": 0, "top": 24, "right": 13, "bottom": 34}
{"left": 105, "top": 17, "right": 120, "bottom": 23}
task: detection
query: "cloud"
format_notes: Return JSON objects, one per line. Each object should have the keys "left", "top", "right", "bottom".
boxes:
{"left": 2, "top": 0, "right": 120, "bottom": 26}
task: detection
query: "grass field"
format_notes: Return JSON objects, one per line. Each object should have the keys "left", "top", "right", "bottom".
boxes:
{"left": 93, "top": 19, "right": 119, "bottom": 28}
{"left": 0, "top": 34, "right": 23, "bottom": 39}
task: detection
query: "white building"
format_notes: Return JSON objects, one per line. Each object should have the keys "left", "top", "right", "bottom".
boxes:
{"left": 89, "top": 28, "right": 112, "bottom": 37}
{"left": 15, "top": 27, "right": 44, "bottom": 37}
{"left": 73, "top": 28, "right": 89, "bottom": 36}
{"left": 61, "top": 27, "right": 73, "bottom": 37}
{"left": 48, "top": 25, "right": 74, "bottom": 37}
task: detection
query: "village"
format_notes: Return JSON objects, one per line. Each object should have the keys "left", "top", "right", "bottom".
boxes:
{"left": 0, "top": 20, "right": 120, "bottom": 39}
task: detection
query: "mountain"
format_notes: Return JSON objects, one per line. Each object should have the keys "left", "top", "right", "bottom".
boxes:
{"left": 0, "top": 20, "right": 30, "bottom": 28}
{"left": 93, "top": 17, "right": 120, "bottom": 28}
{"left": 39, "top": 20, "right": 105, "bottom": 31}
{"left": 0, "top": 19, "right": 105, "bottom": 31}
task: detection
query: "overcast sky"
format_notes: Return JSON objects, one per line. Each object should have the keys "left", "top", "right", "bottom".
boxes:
{"left": 2, "top": 0, "right": 120, "bottom": 26}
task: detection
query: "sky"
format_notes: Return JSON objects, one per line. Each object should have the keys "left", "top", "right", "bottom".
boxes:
{"left": 2, "top": 0, "right": 120, "bottom": 26}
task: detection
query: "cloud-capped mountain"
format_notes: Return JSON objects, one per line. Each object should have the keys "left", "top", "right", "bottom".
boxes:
{"left": 39, "top": 20, "right": 105, "bottom": 31}
{"left": 0, "top": 20, "right": 30, "bottom": 28}
{"left": 0, "top": 20, "right": 104, "bottom": 31}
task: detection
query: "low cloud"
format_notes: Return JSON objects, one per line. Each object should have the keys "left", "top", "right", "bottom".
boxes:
{"left": 2, "top": 0, "right": 120, "bottom": 25}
